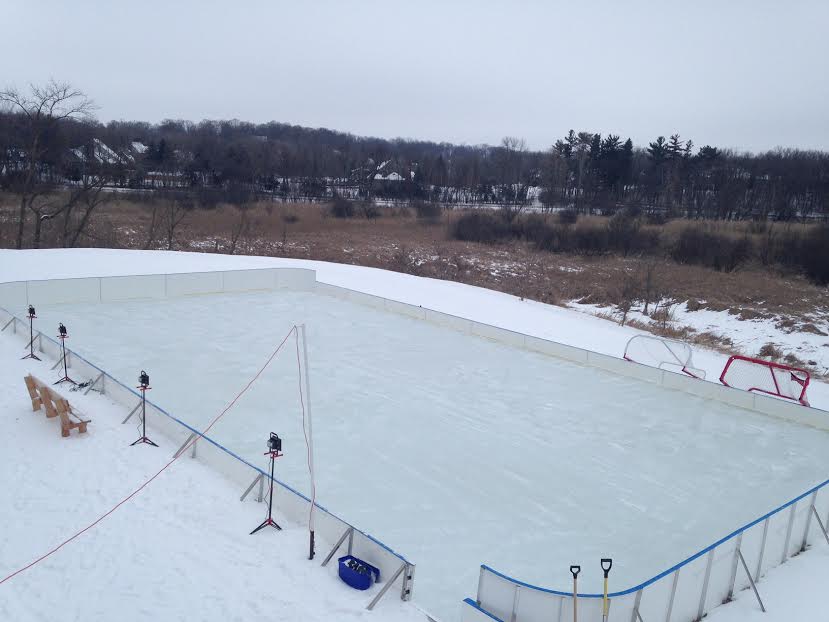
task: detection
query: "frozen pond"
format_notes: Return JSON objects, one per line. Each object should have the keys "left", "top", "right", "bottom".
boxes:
{"left": 35, "top": 290, "right": 829, "bottom": 621}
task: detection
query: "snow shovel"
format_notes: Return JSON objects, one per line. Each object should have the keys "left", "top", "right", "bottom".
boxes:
{"left": 601, "top": 558, "right": 613, "bottom": 622}
{"left": 569, "top": 565, "right": 580, "bottom": 622}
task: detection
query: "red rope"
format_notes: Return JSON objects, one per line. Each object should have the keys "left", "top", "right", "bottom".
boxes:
{"left": 0, "top": 326, "right": 297, "bottom": 586}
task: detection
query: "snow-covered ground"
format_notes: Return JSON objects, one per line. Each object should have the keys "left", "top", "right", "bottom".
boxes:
{"left": 706, "top": 542, "right": 829, "bottom": 622}
{"left": 572, "top": 299, "right": 829, "bottom": 388}
{"left": 0, "top": 331, "right": 426, "bottom": 622}
{"left": 1, "top": 248, "right": 828, "bottom": 622}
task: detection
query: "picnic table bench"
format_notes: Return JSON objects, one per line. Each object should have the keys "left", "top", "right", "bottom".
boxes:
{"left": 24, "top": 374, "right": 91, "bottom": 438}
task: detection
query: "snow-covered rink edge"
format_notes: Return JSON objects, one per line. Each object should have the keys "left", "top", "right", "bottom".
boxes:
{"left": 19, "top": 284, "right": 829, "bottom": 622}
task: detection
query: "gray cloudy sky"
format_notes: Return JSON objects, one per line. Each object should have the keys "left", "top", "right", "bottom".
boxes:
{"left": 4, "top": 0, "right": 828, "bottom": 152}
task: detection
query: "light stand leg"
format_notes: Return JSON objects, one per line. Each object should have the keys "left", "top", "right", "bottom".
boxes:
{"left": 21, "top": 316, "right": 41, "bottom": 361}
{"left": 131, "top": 389, "right": 158, "bottom": 447}
{"left": 250, "top": 453, "right": 281, "bottom": 534}
{"left": 53, "top": 337, "right": 77, "bottom": 385}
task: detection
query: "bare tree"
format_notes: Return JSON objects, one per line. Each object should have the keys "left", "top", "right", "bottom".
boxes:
{"left": 0, "top": 81, "right": 94, "bottom": 248}
{"left": 225, "top": 182, "right": 253, "bottom": 255}
{"left": 641, "top": 258, "right": 660, "bottom": 315}
{"left": 142, "top": 203, "right": 162, "bottom": 250}
{"left": 162, "top": 195, "right": 192, "bottom": 251}
{"left": 59, "top": 174, "right": 110, "bottom": 247}
{"left": 228, "top": 206, "right": 250, "bottom": 255}
{"left": 616, "top": 274, "right": 639, "bottom": 326}
{"left": 497, "top": 136, "right": 529, "bottom": 222}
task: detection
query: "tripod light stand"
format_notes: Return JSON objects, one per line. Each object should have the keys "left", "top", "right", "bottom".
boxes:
{"left": 53, "top": 323, "right": 76, "bottom": 385}
{"left": 131, "top": 370, "right": 158, "bottom": 447}
{"left": 21, "top": 306, "right": 40, "bottom": 361}
{"left": 250, "top": 433, "right": 283, "bottom": 534}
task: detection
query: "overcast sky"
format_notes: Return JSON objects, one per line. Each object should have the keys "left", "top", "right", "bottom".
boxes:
{"left": 3, "top": 0, "right": 828, "bottom": 153}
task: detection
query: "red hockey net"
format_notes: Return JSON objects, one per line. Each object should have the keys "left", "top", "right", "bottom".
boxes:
{"left": 719, "top": 355, "right": 810, "bottom": 406}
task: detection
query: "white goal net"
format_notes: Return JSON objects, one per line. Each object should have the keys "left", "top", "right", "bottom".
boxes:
{"left": 719, "top": 355, "right": 810, "bottom": 406}
{"left": 623, "top": 335, "right": 705, "bottom": 379}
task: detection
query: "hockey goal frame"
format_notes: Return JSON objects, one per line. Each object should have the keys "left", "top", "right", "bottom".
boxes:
{"left": 719, "top": 355, "right": 810, "bottom": 406}
{"left": 622, "top": 334, "right": 706, "bottom": 379}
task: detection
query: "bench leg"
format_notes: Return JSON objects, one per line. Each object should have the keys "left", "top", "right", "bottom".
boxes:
{"left": 61, "top": 425, "right": 70, "bottom": 438}
{"left": 79, "top": 422, "right": 88, "bottom": 434}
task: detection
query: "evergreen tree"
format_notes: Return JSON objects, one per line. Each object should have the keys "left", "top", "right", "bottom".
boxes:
{"left": 667, "top": 134, "right": 684, "bottom": 160}
{"left": 697, "top": 145, "right": 720, "bottom": 162}
{"left": 648, "top": 136, "right": 668, "bottom": 164}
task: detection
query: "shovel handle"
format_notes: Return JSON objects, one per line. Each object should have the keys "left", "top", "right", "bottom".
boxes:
{"left": 601, "top": 558, "right": 613, "bottom": 577}
{"left": 570, "top": 565, "right": 581, "bottom": 579}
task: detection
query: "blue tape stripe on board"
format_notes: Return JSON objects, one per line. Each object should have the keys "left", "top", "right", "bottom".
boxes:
{"left": 462, "top": 598, "right": 506, "bottom": 621}
{"left": 2, "top": 307, "right": 410, "bottom": 565}
{"left": 481, "top": 476, "right": 829, "bottom": 598}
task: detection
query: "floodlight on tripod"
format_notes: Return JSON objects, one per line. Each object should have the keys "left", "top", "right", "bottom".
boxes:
{"left": 53, "top": 322, "right": 76, "bottom": 385}
{"left": 21, "top": 305, "right": 40, "bottom": 361}
{"left": 131, "top": 369, "right": 158, "bottom": 447}
{"left": 250, "top": 432, "right": 283, "bottom": 534}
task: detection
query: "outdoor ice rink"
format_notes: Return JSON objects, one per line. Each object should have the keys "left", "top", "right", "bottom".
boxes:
{"left": 35, "top": 290, "right": 829, "bottom": 621}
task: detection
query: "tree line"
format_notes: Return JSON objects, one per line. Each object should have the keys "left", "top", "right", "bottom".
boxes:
{"left": 541, "top": 131, "right": 828, "bottom": 221}
{"left": 2, "top": 81, "right": 829, "bottom": 249}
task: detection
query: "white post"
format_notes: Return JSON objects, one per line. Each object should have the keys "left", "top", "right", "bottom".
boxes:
{"left": 300, "top": 324, "right": 317, "bottom": 560}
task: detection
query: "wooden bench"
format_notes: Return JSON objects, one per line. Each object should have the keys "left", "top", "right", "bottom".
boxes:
{"left": 24, "top": 374, "right": 91, "bottom": 437}
{"left": 23, "top": 375, "right": 42, "bottom": 411}
{"left": 55, "top": 396, "right": 90, "bottom": 437}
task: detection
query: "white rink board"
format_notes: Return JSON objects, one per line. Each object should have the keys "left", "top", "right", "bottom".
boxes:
{"left": 0, "top": 268, "right": 317, "bottom": 308}
{"left": 221, "top": 269, "right": 277, "bottom": 293}
{"left": 469, "top": 321, "right": 525, "bottom": 347}
{"left": 27, "top": 277, "right": 100, "bottom": 305}
{"left": 275, "top": 267, "right": 316, "bottom": 289}
{"left": 165, "top": 271, "right": 224, "bottom": 296}
{"left": 101, "top": 274, "right": 166, "bottom": 301}
{"left": 0, "top": 281, "right": 27, "bottom": 309}
{"left": 26, "top": 287, "right": 829, "bottom": 622}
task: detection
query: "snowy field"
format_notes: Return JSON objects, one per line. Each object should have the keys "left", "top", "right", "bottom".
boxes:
{"left": 2, "top": 249, "right": 829, "bottom": 622}
{"left": 572, "top": 300, "right": 829, "bottom": 380}
{"left": 26, "top": 287, "right": 829, "bottom": 621}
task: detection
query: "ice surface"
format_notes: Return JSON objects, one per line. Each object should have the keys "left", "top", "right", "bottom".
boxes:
{"left": 33, "top": 290, "right": 829, "bottom": 621}
{"left": 3, "top": 249, "right": 828, "bottom": 412}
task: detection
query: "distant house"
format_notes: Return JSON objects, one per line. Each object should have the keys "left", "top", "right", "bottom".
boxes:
{"left": 1, "top": 147, "right": 26, "bottom": 174}
{"left": 369, "top": 160, "right": 407, "bottom": 183}
{"left": 69, "top": 138, "right": 131, "bottom": 166}
{"left": 374, "top": 171, "right": 404, "bottom": 182}
{"left": 144, "top": 170, "right": 188, "bottom": 188}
